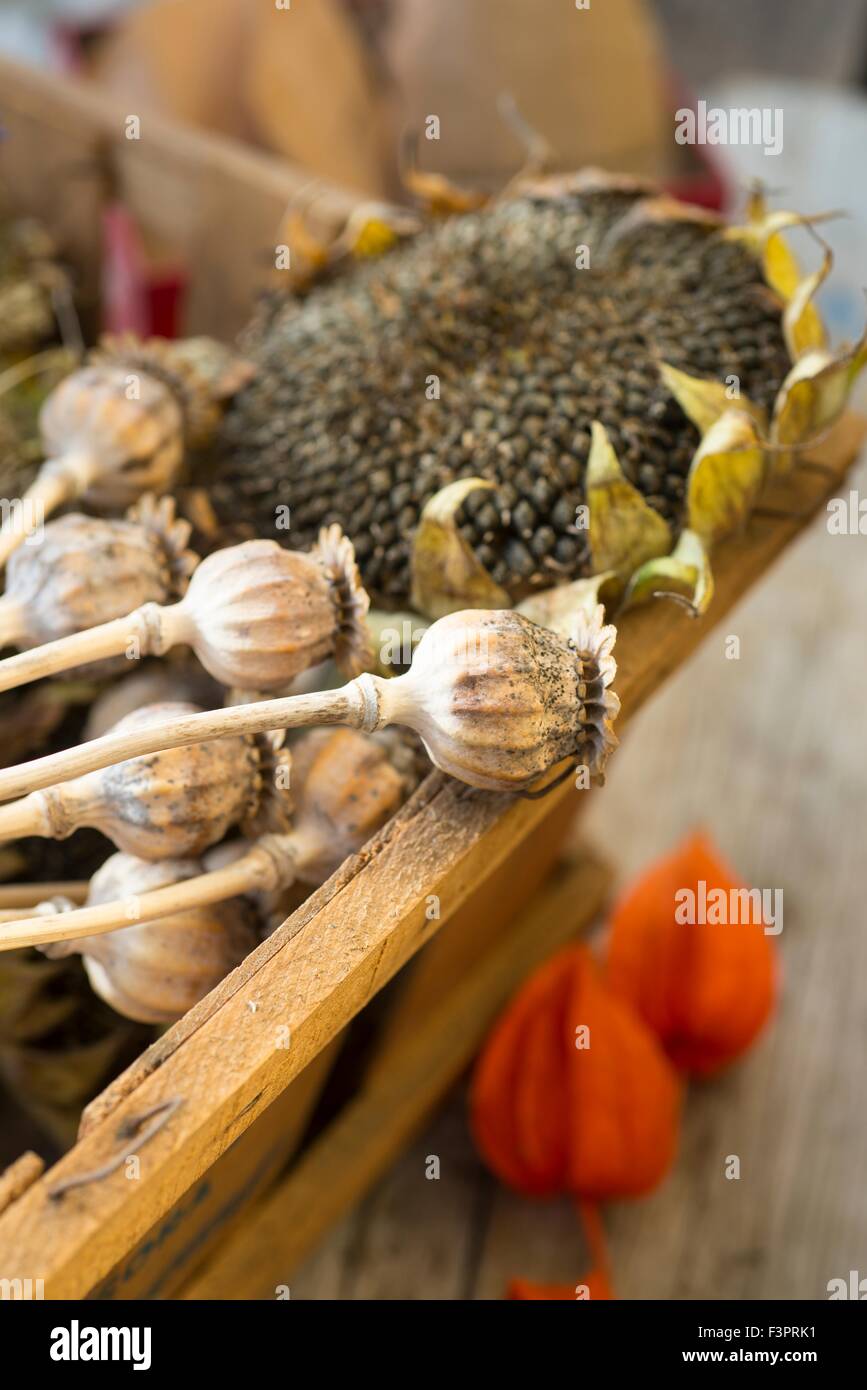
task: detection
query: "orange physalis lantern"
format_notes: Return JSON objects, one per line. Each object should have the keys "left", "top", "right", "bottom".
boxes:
{"left": 507, "top": 1205, "right": 614, "bottom": 1300}
{"left": 605, "top": 832, "right": 778, "bottom": 1076}
{"left": 471, "top": 948, "right": 681, "bottom": 1299}
{"left": 471, "top": 944, "right": 681, "bottom": 1201}
{"left": 507, "top": 1274, "right": 613, "bottom": 1301}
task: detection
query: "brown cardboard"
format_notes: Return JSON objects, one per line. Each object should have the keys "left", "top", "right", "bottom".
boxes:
{"left": 243, "top": 0, "right": 393, "bottom": 196}
{"left": 87, "top": 0, "right": 392, "bottom": 197}
{"left": 383, "top": 0, "right": 671, "bottom": 186}
{"left": 87, "top": 0, "right": 670, "bottom": 198}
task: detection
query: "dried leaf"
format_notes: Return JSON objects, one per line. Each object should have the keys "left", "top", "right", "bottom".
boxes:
{"left": 587, "top": 421, "right": 671, "bottom": 577}
{"left": 335, "top": 203, "right": 421, "bottom": 260}
{"left": 659, "top": 361, "right": 765, "bottom": 436}
{"left": 686, "top": 410, "right": 767, "bottom": 544}
{"left": 404, "top": 169, "right": 488, "bottom": 215}
{"left": 625, "top": 528, "right": 714, "bottom": 616}
{"left": 602, "top": 195, "right": 721, "bottom": 255}
{"left": 724, "top": 206, "right": 833, "bottom": 352}
{"left": 782, "top": 241, "right": 832, "bottom": 360}
{"left": 279, "top": 209, "right": 332, "bottom": 290}
{"left": 771, "top": 335, "right": 867, "bottom": 473}
{"left": 515, "top": 572, "right": 618, "bottom": 640}
{"left": 514, "top": 166, "right": 655, "bottom": 203}
{"left": 410, "top": 477, "right": 511, "bottom": 619}
{"left": 401, "top": 135, "right": 488, "bottom": 215}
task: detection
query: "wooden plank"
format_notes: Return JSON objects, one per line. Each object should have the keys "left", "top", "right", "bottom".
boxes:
{"left": 0, "top": 413, "right": 861, "bottom": 1296}
{"left": 0, "top": 56, "right": 357, "bottom": 341}
{"left": 89, "top": 1039, "right": 341, "bottom": 1300}
{"left": 75, "top": 771, "right": 579, "bottom": 1294}
{"left": 333, "top": 1100, "right": 482, "bottom": 1302}
{"left": 0, "top": 1151, "right": 43, "bottom": 1218}
{"left": 367, "top": 785, "right": 582, "bottom": 1069}
{"left": 180, "top": 848, "right": 613, "bottom": 1299}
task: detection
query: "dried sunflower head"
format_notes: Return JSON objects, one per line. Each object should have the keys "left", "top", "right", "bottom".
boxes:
{"left": 207, "top": 174, "right": 864, "bottom": 619}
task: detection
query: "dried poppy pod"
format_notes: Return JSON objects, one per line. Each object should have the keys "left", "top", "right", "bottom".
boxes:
{"left": 270, "top": 726, "right": 415, "bottom": 885}
{"left": 0, "top": 364, "right": 183, "bottom": 573}
{"left": 83, "top": 664, "right": 221, "bottom": 742}
{"left": 3, "top": 730, "right": 418, "bottom": 953}
{"left": 203, "top": 727, "right": 416, "bottom": 933}
{"left": 0, "top": 606, "right": 619, "bottom": 803}
{"left": 0, "top": 334, "right": 253, "bottom": 570}
{"left": 203, "top": 727, "right": 417, "bottom": 891}
{"left": 0, "top": 496, "right": 197, "bottom": 665}
{"left": 0, "top": 215, "right": 66, "bottom": 353}
{"left": 40, "top": 852, "right": 258, "bottom": 1024}
{"left": 205, "top": 728, "right": 415, "bottom": 899}
{"left": 174, "top": 525, "right": 372, "bottom": 688}
{"left": 383, "top": 606, "right": 619, "bottom": 791}
{"left": 0, "top": 701, "right": 292, "bottom": 860}
{"left": 91, "top": 334, "right": 256, "bottom": 453}
{"left": 0, "top": 524, "right": 371, "bottom": 695}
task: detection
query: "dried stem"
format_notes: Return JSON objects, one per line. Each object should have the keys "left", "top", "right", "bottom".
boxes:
{"left": 0, "top": 843, "right": 278, "bottom": 952}
{"left": 0, "top": 455, "right": 93, "bottom": 570}
{"left": 0, "top": 597, "right": 25, "bottom": 650}
{"left": 0, "top": 881, "right": 87, "bottom": 908}
{"left": 0, "top": 603, "right": 189, "bottom": 694}
{"left": 0, "top": 680, "right": 383, "bottom": 803}
{"left": 0, "top": 796, "right": 50, "bottom": 842}
{"left": 0, "top": 349, "right": 72, "bottom": 398}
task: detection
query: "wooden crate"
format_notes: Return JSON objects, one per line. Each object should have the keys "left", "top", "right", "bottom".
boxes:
{"left": 0, "top": 55, "right": 355, "bottom": 341}
{"left": 0, "top": 57, "right": 863, "bottom": 1299}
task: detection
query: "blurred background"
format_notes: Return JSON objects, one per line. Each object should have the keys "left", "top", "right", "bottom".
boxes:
{"left": 4, "top": 0, "right": 867, "bottom": 341}
{"left": 1, "top": 0, "right": 866, "bottom": 1298}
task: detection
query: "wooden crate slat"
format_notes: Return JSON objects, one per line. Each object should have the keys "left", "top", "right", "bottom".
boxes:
{"left": 180, "top": 848, "right": 614, "bottom": 1299}
{"left": 88, "top": 1038, "right": 342, "bottom": 1300}
{"left": 0, "top": 55, "right": 357, "bottom": 340}
{"left": 0, "top": 1151, "right": 43, "bottom": 1219}
{"left": 0, "top": 413, "right": 860, "bottom": 1294}
{"left": 77, "top": 784, "right": 579, "bottom": 1295}
{"left": 81, "top": 750, "right": 581, "bottom": 1136}
{"left": 366, "top": 784, "right": 583, "bottom": 1070}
